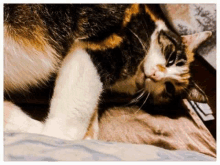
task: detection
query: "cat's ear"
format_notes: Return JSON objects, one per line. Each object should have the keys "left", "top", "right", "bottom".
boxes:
{"left": 186, "top": 81, "right": 208, "bottom": 103}
{"left": 181, "top": 31, "right": 212, "bottom": 52}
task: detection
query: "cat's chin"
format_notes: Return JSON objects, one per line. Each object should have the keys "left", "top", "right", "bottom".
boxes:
{"left": 143, "top": 78, "right": 174, "bottom": 105}
{"left": 145, "top": 78, "right": 152, "bottom": 82}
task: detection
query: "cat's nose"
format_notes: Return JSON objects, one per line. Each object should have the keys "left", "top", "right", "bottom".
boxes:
{"left": 148, "top": 65, "right": 166, "bottom": 81}
{"left": 149, "top": 70, "right": 164, "bottom": 81}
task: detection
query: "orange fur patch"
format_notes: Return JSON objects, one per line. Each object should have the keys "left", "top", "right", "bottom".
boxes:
{"left": 4, "top": 4, "right": 47, "bottom": 52}
{"left": 182, "top": 38, "right": 195, "bottom": 63}
{"left": 4, "top": 23, "right": 60, "bottom": 93}
{"left": 123, "top": 4, "right": 140, "bottom": 27}
{"left": 156, "top": 83, "right": 165, "bottom": 93}
{"left": 185, "top": 47, "right": 195, "bottom": 63}
{"left": 109, "top": 75, "right": 139, "bottom": 95}
{"left": 145, "top": 5, "right": 158, "bottom": 22}
{"left": 180, "top": 73, "right": 190, "bottom": 79}
{"left": 5, "top": 24, "right": 47, "bottom": 52}
{"left": 175, "top": 80, "right": 189, "bottom": 94}
{"left": 157, "top": 64, "right": 166, "bottom": 72}
{"left": 109, "top": 62, "right": 145, "bottom": 95}
{"left": 83, "top": 34, "right": 123, "bottom": 50}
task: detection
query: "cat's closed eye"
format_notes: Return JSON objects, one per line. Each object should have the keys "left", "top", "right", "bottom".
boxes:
{"left": 176, "top": 61, "right": 185, "bottom": 66}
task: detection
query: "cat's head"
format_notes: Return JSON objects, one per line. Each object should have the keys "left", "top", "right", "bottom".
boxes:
{"left": 110, "top": 21, "right": 212, "bottom": 105}
{"left": 136, "top": 21, "right": 212, "bottom": 104}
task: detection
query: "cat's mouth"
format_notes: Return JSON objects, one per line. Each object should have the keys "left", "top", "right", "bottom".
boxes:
{"left": 145, "top": 76, "right": 157, "bottom": 83}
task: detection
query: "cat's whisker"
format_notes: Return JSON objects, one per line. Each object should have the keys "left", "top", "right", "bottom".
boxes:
{"left": 126, "top": 89, "right": 147, "bottom": 106}
{"left": 133, "top": 90, "right": 146, "bottom": 102}
{"left": 135, "top": 88, "right": 145, "bottom": 94}
{"left": 127, "top": 28, "right": 147, "bottom": 51}
{"left": 136, "top": 92, "right": 150, "bottom": 113}
{"left": 128, "top": 90, "right": 146, "bottom": 105}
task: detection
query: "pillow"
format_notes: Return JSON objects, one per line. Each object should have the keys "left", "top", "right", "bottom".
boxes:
{"left": 98, "top": 99, "right": 216, "bottom": 158}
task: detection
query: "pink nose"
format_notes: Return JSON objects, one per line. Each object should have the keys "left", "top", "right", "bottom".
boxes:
{"left": 144, "top": 65, "right": 166, "bottom": 81}
{"left": 150, "top": 70, "right": 163, "bottom": 81}
{"left": 148, "top": 66, "right": 165, "bottom": 81}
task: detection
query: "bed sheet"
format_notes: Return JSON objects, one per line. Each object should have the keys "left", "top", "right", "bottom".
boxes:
{"left": 4, "top": 132, "right": 215, "bottom": 161}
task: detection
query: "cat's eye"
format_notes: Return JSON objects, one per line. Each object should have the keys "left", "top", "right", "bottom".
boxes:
{"left": 165, "top": 82, "right": 175, "bottom": 96}
{"left": 168, "top": 58, "right": 175, "bottom": 65}
{"left": 166, "top": 52, "right": 176, "bottom": 67}
{"left": 176, "top": 61, "right": 185, "bottom": 66}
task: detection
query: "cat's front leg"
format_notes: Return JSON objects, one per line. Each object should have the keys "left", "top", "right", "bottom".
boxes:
{"left": 42, "top": 47, "right": 102, "bottom": 140}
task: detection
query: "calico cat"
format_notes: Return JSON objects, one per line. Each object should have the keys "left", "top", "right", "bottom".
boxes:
{"left": 4, "top": 4, "right": 211, "bottom": 140}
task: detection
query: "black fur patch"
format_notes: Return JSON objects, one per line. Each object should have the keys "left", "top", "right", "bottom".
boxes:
{"left": 86, "top": 5, "right": 157, "bottom": 86}
{"left": 86, "top": 30, "right": 146, "bottom": 86}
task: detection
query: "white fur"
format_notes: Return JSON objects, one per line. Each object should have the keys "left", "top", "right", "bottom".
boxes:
{"left": 166, "top": 66, "right": 190, "bottom": 81}
{"left": 4, "top": 26, "right": 102, "bottom": 140}
{"left": 84, "top": 124, "right": 99, "bottom": 140}
{"left": 4, "top": 101, "right": 43, "bottom": 134}
{"left": 41, "top": 45, "right": 102, "bottom": 140}
{"left": 143, "top": 20, "right": 190, "bottom": 82}
{"left": 92, "top": 117, "right": 99, "bottom": 139}
{"left": 4, "top": 27, "right": 60, "bottom": 93}
{"left": 144, "top": 20, "right": 167, "bottom": 77}
{"left": 4, "top": 45, "right": 102, "bottom": 140}
{"left": 155, "top": 20, "right": 168, "bottom": 32}
{"left": 143, "top": 20, "right": 181, "bottom": 96}
{"left": 143, "top": 20, "right": 192, "bottom": 97}
{"left": 85, "top": 113, "right": 99, "bottom": 140}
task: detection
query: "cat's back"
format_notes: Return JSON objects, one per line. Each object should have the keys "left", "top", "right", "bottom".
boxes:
{"left": 4, "top": 4, "right": 135, "bottom": 55}
{"left": 3, "top": 4, "right": 134, "bottom": 92}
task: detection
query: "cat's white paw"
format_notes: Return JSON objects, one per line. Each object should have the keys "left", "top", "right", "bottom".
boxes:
{"left": 4, "top": 101, "right": 16, "bottom": 126}
{"left": 41, "top": 119, "right": 84, "bottom": 140}
{"left": 4, "top": 101, "right": 43, "bottom": 134}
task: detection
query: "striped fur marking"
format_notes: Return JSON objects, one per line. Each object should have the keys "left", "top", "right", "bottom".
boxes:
{"left": 123, "top": 4, "right": 140, "bottom": 27}
{"left": 145, "top": 5, "right": 159, "bottom": 22}
{"left": 83, "top": 34, "right": 123, "bottom": 51}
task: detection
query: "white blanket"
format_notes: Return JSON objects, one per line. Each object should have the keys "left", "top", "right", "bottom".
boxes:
{"left": 4, "top": 133, "right": 215, "bottom": 161}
